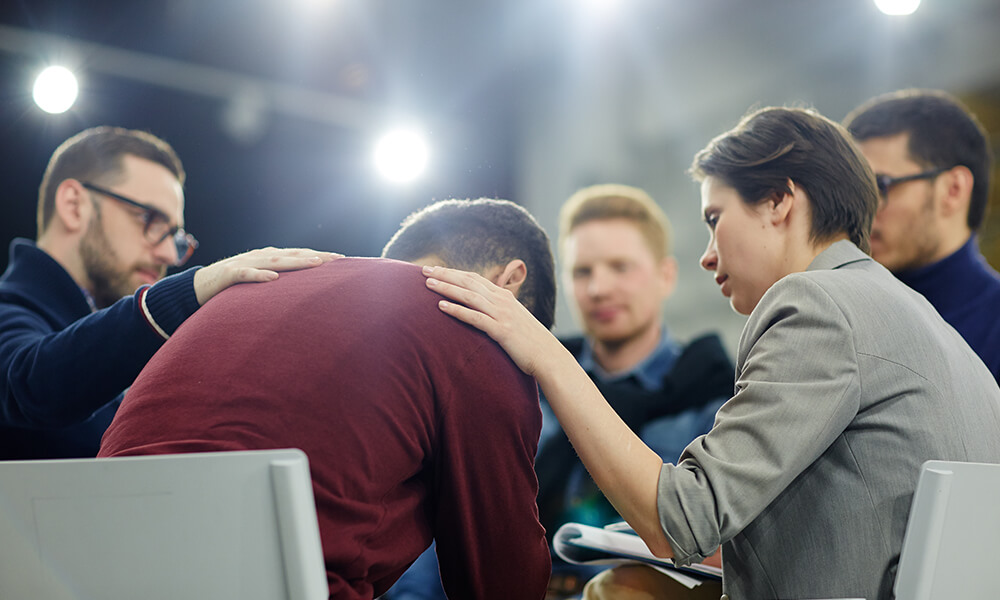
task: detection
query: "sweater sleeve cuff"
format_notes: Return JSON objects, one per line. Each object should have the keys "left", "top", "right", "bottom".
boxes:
{"left": 139, "top": 267, "right": 202, "bottom": 339}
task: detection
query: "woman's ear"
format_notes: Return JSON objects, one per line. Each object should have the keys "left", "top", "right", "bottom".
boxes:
{"left": 492, "top": 259, "right": 528, "bottom": 297}
{"left": 768, "top": 180, "right": 799, "bottom": 226}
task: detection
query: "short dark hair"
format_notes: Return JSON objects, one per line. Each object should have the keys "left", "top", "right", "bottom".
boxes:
{"left": 37, "top": 126, "right": 185, "bottom": 236}
{"left": 382, "top": 198, "right": 556, "bottom": 329}
{"left": 844, "top": 89, "right": 993, "bottom": 231}
{"left": 691, "top": 106, "right": 878, "bottom": 254}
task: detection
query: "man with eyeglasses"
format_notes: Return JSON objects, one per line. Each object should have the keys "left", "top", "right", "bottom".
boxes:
{"left": 0, "top": 126, "right": 334, "bottom": 460}
{"left": 845, "top": 89, "right": 1000, "bottom": 381}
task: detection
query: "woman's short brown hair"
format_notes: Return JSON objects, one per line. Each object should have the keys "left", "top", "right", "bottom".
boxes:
{"left": 691, "top": 106, "right": 878, "bottom": 254}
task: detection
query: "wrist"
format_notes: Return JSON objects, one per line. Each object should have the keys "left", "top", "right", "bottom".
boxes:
{"left": 142, "top": 267, "right": 201, "bottom": 336}
{"left": 192, "top": 263, "right": 218, "bottom": 305}
{"left": 532, "top": 340, "right": 578, "bottom": 386}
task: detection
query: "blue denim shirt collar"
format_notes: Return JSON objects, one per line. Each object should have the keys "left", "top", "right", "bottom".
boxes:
{"left": 577, "top": 327, "right": 681, "bottom": 391}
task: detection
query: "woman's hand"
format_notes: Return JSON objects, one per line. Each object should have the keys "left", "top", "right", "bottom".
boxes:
{"left": 422, "top": 265, "right": 562, "bottom": 379}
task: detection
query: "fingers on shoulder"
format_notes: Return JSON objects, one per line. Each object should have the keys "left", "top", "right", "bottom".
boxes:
{"left": 438, "top": 298, "right": 489, "bottom": 327}
{"left": 236, "top": 265, "right": 278, "bottom": 282}
{"left": 427, "top": 278, "right": 480, "bottom": 306}
{"left": 434, "top": 266, "right": 488, "bottom": 287}
{"left": 438, "top": 300, "right": 498, "bottom": 339}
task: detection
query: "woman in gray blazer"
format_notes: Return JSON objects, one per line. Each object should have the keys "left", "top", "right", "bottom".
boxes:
{"left": 421, "top": 106, "right": 1000, "bottom": 600}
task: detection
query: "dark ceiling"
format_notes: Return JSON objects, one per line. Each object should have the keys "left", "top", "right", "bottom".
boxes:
{"left": 0, "top": 0, "right": 547, "bottom": 270}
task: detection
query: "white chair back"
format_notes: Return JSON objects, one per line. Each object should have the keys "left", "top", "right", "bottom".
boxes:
{"left": 894, "top": 459, "right": 1000, "bottom": 600}
{"left": 0, "top": 449, "right": 327, "bottom": 600}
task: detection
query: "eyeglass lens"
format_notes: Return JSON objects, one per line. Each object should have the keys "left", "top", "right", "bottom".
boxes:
{"left": 82, "top": 182, "right": 196, "bottom": 266}
{"left": 876, "top": 167, "right": 950, "bottom": 198}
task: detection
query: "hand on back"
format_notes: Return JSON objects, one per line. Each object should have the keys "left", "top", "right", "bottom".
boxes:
{"left": 422, "top": 265, "right": 560, "bottom": 378}
{"left": 193, "top": 247, "right": 340, "bottom": 305}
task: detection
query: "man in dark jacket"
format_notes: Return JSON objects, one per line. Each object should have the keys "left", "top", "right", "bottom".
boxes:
{"left": 0, "top": 126, "right": 331, "bottom": 459}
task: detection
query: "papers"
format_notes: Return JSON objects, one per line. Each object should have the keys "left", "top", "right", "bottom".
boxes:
{"left": 553, "top": 522, "right": 722, "bottom": 590}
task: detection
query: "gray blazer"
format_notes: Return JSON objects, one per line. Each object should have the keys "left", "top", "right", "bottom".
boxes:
{"left": 657, "top": 240, "right": 1000, "bottom": 600}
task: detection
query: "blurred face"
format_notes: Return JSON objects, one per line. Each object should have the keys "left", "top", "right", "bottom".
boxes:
{"left": 80, "top": 155, "right": 185, "bottom": 308}
{"left": 699, "top": 177, "right": 786, "bottom": 316}
{"left": 856, "top": 133, "right": 944, "bottom": 273}
{"left": 564, "top": 218, "right": 674, "bottom": 346}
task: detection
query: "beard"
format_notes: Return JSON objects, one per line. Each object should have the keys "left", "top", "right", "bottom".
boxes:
{"left": 874, "top": 187, "right": 942, "bottom": 273}
{"left": 79, "top": 214, "right": 165, "bottom": 308}
{"left": 585, "top": 310, "right": 659, "bottom": 350}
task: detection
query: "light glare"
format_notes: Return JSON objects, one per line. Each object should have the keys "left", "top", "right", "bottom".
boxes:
{"left": 583, "top": 0, "right": 624, "bottom": 14}
{"left": 874, "top": 0, "right": 921, "bottom": 16}
{"left": 374, "top": 129, "right": 429, "bottom": 184}
{"left": 33, "top": 66, "right": 79, "bottom": 114}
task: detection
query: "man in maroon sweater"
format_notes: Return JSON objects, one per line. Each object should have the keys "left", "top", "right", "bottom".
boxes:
{"left": 99, "top": 199, "right": 556, "bottom": 600}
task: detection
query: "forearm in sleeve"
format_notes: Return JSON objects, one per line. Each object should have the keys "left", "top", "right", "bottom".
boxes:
{"left": 0, "top": 268, "right": 200, "bottom": 427}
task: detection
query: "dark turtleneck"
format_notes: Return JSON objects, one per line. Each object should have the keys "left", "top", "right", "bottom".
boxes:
{"left": 896, "top": 236, "right": 1000, "bottom": 381}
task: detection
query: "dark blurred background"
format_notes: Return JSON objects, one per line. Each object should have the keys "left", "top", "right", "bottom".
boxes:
{"left": 2, "top": 0, "right": 999, "bottom": 345}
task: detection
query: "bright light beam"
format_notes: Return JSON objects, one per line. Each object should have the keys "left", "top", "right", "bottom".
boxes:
{"left": 33, "top": 66, "right": 79, "bottom": 114}
{"left": 874, "top": 0, "right": 921, "bottom": 16}
{"left": 374, "top": 129, "right": 429, "bottom": 184}
{"left": 581, "top": 0, "right": 625, "bottom": 16}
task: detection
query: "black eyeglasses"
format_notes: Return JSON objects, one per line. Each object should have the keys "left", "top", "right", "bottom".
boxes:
{"left": 874, "top": 166, "right": 951, "bottom": 199}
{"left": 81, "top": 182, "right": 198, "bottom": 266}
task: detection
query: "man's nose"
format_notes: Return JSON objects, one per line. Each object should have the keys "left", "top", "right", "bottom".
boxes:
{"left": 586, "top": 267, "right": 613, "bottom": 297}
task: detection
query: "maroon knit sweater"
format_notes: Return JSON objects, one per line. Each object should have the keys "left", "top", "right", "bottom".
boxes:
{"left": 100, "top": 258, "right": 550, "bottom": 599}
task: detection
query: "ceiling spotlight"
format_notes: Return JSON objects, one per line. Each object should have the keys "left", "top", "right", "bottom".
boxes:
{"left": 221, "top": 87, "right": 269, "bottom": 145}
{"left": 874, "top": 0, "right": 921, "bottom": 16}
{"left": 33, "top": 66, "right": 79, "bottom": 114}
{"left": 374, "top": 128, "right": 429, "bottom": 184}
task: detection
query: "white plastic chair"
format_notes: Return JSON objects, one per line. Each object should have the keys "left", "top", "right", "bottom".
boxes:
{"left": 894, "top": 459, "right": 1000, "bottom": 600}
{"left": 0, "top": 448, "right": 327, "bottom": 600}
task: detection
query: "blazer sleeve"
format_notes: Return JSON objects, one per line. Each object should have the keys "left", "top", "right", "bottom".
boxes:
{"left": 656, "top": 274, "right": 861, "bottom": 564}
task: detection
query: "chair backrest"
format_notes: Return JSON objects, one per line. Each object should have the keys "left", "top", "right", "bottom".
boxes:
{"left": 0, "top": 449, "right": 328, "bottom": 600}
{"left": 894, "top": 459, "right": 1000, "bottom": 600}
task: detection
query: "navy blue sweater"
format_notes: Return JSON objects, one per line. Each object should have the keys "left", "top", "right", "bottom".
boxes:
{"left": 0, "top": 238, "right": 200, "bottom": 458}
{"left": 897, "top": 236, "right": 1000, "bottom": 382}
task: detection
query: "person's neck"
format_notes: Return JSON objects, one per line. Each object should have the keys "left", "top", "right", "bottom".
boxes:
{"left": 924, "top": 228, "right": 972, "bottom": 267}
{"left": 591, "top": 321, "right": 663, "bottom": 375}
{"left": 36, "top": 234, "right": 90, "bottom": 293}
